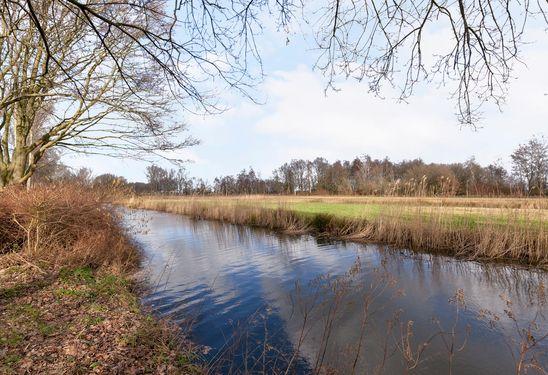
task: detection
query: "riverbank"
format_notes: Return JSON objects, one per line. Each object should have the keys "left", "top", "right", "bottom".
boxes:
{"left": 124, "top": 195, "right": 548, "bottom": 267}
{"left": 0, "top": 186, "right": 203, "bottom": 374}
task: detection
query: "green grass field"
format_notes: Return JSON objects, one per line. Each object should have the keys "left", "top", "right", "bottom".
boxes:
{"left": 136, "top": 195, "right": 548, "bottom": 228}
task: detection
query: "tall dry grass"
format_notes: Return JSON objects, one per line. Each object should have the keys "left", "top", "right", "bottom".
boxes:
{"left": 134, "top": 194, "right": 548, "bottom": 210}
{"left": 0, "top": 184, "right": 139, "bottom": 271}
{"left": 125, "top": 197, "right": 547, "bottom": 267}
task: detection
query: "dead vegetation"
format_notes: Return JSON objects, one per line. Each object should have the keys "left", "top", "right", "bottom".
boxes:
{"left": 0, "top": 184, "right": 138, "bottom": 269}
{"left": 0, "top": 185, "right": 204, "bottom": 374}
{"left": 125, "top": 196, "right": 548, "bottom": 267}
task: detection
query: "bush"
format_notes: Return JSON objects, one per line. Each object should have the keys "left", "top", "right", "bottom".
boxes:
{"left": 0, "top": 184, "right": 138, "bottom": 271}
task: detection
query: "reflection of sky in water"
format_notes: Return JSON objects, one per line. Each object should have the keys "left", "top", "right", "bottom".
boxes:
{"left": 125, "top": 209, "right": 547, "bottom": 374}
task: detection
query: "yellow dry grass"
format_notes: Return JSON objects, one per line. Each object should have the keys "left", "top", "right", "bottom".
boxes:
{"left": 124, "top": 195, "right": 548, "bottom": 267}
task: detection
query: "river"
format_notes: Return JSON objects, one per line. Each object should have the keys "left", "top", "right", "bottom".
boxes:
{"left": 125, "top": 209, "right": 547, "bottom": 374}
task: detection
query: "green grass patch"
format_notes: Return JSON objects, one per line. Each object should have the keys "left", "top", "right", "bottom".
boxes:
{"left": 37, "top": 321, "right": 56, "bottom": 336}
{"left": 56, "top": 267, "right": 133, "bottom": 302}
{"left": 54, "top": 286, "right": 95, "bottom": 299}
{"left": 254, "top": 201, "right": 546, "bottom": 230}
{"left": 83, "top": 315, "right": 105, "bottom": 327}
{"left": 59, "top": 266, "right": 95, "bottom": 284}
{"left": 16, "top": 303, "right": 40, "bottom": 320}
{"left": 284, "top": 202, "right": 383, "bottom": 218}
{"left": 0, "top": 285, "right": 26, "bottom": 299}
{"left": 0, "top": 332, "right": 23, "bottom": 347}
{"left": 3, "top": 353, "right": 21, "bottom": 365}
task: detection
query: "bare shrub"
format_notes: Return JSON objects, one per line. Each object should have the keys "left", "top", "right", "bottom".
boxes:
{"left": 0, "top": 184, "right": 138, "bottom": 271}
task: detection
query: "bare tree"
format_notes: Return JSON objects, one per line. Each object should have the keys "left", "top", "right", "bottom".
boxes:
{"left": 146, "top": 164, "right": 175, "bottom": 193}
{"left": 93, "top": 173, "right": 127, "bottom": 188}
{"left": 28, "top": 148, "right": 72, "bottom": 185}
{"left": 0, "top": 0, "right": 262, "bottom": 186}
{"left": 511, "top": 135, "right": 548, "bottom": 196}
{"left": 1, "top": 0, "right": 546, "bottom": 187}
{"left": 311, "top": 0, "right": 548, "bottom": 125}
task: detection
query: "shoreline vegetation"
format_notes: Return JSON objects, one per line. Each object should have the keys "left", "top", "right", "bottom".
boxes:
{"left": 124, "top": 195, "right": 548, "bottom": 268}
{"left": 0, "top": 185, "right": 203, "bottom": 374}
{"left": 2, "top": 187, "right": 546, "bottom": 373}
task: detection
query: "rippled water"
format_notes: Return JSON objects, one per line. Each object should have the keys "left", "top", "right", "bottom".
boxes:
{"left": 125, "top": 209, "right": 547, "bottom": 374}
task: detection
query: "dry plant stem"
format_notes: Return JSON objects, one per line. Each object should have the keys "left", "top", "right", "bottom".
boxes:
{"left": 124, "top": 197, "right": 548, "bottom": 267}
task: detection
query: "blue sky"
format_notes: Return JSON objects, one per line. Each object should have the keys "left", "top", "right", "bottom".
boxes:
{"left": 64, "top": 19, "right": 548, "bottom": 183}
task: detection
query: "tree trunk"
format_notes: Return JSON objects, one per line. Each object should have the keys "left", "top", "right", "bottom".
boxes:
{"left": 0, "top": 110, "right": 34, "bottom": 187}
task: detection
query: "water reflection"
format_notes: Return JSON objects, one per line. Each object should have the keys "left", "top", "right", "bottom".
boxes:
{"left": 125, "top": 209, "right": 547, "bottom": 374}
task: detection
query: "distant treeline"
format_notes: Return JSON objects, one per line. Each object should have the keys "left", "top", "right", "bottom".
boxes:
{"left": 215, "top": 157, "right": 513, "bottom": 196}
{"left": 34, "top": 136, "right": 547, "bottom": 197}
{"left": 123, "top": 136, "right": 545, "bottom": 197}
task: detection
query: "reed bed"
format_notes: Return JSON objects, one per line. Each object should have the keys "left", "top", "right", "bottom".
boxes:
{"left": 125, "top": 196, "right": 548, "bottom": 267}
{"left": 134, "top": 194, "right": 548, "bottom": 209}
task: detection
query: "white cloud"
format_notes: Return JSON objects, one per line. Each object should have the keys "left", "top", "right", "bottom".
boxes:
{"left": 248, "top": 37, "right": 548, "bottom": 169}
{"left": 64, "top": 25, "right": 548, "bottom": 181}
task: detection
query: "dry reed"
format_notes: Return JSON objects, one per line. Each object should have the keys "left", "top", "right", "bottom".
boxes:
{"left": 125, "top": 196, "right": 547, "bottom": 267}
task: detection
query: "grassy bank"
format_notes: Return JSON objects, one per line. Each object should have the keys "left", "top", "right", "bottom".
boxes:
{"left": 0, "top": 186, "right": 203, "bottom": 374}
{"left": 125, "top": 195, "right": 548, "bottom": 267}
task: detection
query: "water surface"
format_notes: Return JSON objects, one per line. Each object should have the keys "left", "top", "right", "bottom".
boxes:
{"left": 126, "top": 209, "right": 547, "bottom": 374}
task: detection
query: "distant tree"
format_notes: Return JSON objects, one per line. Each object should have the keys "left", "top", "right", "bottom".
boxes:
{"left": 275, "top": 163, "right": 297, "bottom": 194}
{"left": 214, "top": 176, "right": 237, "bottom": 195}
{"left": 128, "top": 182, "right": 151, "bottom": 195}
{"left": 312, "top": 157, "right": 330, "bottom": 193}
{"left": 71, "top": 168, "right": 93, "bottom": 186}
{"left": 29, "top": 149, "right": 72, "bottom": 186}
{"left": 145, "top": 165, "right": 178, "bottom": 193}
{"left": 146, "top": 165, "right": 165, "bottom": 193}
{"left": 150, "top": 151, "right": 525, "bottom": 197}
{"left": 511, "top": 136, "right": 548, "bottom": 196}
{"left": 193, "top": 179, "right": 211, "bottom": 195}
{"left": 175, "top": 168, "right": 188, "bottom": 195}
{"left": 236, "top": 168, "right": 261, "bottom": 194}
{"left": 326, "top": 161, "right": 352, "bottom": 194}
{"left": 93, "top": 174, "right": 128, "bottom": 189}
{"left": 483, "top": 162, "right": 511, "bottom": 196}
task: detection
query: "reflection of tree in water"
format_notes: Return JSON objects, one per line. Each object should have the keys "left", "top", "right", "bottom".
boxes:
{"left": 134, "top": 212, "right": 547, "bottom": 373}
{"left": 393, "top": 248, "right": 546, "bottom": 309}
{"left": 198, "top": 217, "right": 546, "bottom": 306}
{"left": 205, "top": 256, "right": 546, "bottom": 374}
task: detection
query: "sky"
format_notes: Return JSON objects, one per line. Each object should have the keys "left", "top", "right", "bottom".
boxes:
{"left": 64, "top": 17, "right": 548, "bottom": 183}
